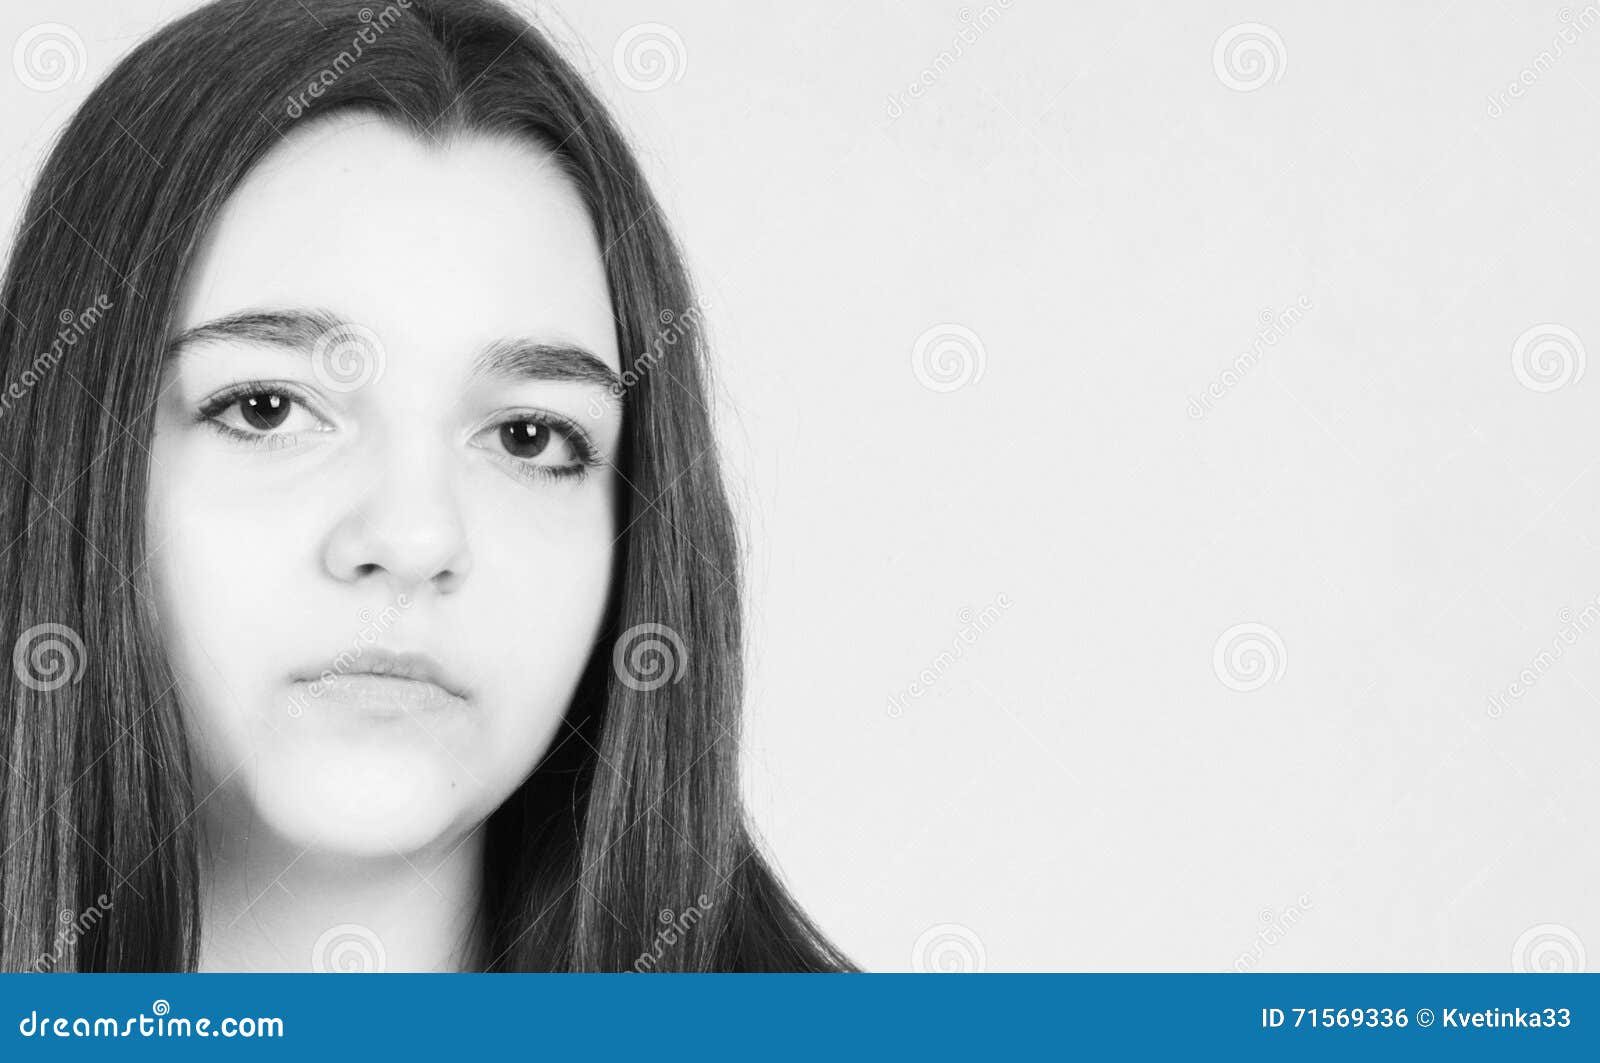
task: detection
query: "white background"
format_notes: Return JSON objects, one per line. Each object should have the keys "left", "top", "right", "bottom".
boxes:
{"left": 3, "top": 0, "right": 1596, "bottom": 973}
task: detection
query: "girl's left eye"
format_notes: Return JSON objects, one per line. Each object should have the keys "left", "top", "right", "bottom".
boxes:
{"left": 475, "top": 415, "right": 600, "bottom": 483}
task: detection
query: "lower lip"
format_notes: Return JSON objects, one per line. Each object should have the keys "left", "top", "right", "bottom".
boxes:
{"left": 293, "top": 674, "right": 466, "bottom": 719}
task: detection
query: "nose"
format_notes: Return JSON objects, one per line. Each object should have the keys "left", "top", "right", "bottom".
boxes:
{"left": 321, "top": 443, "right": 472, "bottom": 597}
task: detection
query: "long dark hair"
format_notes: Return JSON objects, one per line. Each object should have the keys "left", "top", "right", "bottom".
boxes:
{"left": 0, "top": 0, "right": 855, "bottom": 972}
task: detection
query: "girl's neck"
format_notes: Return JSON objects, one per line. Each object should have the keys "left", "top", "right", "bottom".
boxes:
{"left": 195, "top": 799, "right": 485, "bottom": 973}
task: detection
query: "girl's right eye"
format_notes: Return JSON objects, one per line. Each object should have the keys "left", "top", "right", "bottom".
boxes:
{"left": 196, "top": 385, "right": 330, "bottom": 444}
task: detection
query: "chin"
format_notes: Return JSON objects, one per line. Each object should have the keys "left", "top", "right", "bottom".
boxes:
{"left": 253, "top": 748, "right": 478, "bottom": 858}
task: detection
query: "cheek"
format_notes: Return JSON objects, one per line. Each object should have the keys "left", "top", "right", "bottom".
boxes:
{"left": 455, "top": 484, "right": 616, "bottom": 756}
{"left": 147, "top": 440, "right": 307, "bottom": 651}
{"left": 143, "top": 437, "right": 300, "bottom": 787}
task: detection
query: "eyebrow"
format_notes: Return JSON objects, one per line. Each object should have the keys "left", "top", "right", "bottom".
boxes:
{"left": 167, "top": 307, "right": 624, "bottom": 396}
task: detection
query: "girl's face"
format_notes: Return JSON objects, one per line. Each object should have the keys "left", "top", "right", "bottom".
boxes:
{"left": 146, "top": 116, "right": 622, "bottom": 857}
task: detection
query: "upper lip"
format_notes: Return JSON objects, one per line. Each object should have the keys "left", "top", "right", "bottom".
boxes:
{"left": 301, "top": 648, "right": 470, "bottom": 699}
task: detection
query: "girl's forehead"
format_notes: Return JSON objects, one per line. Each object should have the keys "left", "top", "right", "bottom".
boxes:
{"left": 177, "top": 114, "right": 621, "bottom": 376}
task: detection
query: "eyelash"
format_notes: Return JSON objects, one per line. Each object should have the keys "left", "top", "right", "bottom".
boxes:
{"left": 194, "top": 381, "right": 604, "bottom": 484}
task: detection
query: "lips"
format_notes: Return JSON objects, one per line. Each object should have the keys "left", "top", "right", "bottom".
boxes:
{"left": 295, "top": 647, "right": 471, "bottom": 700}
{"left": 305, "top": 673, "right": 464, "bottom": 718}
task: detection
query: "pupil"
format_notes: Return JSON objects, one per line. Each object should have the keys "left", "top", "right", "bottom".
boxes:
{"left": 241, "top": 393, "right": 289, "bottom": 431}
{"left": 502, "top": 422, "right": 549, "bottom": 459}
